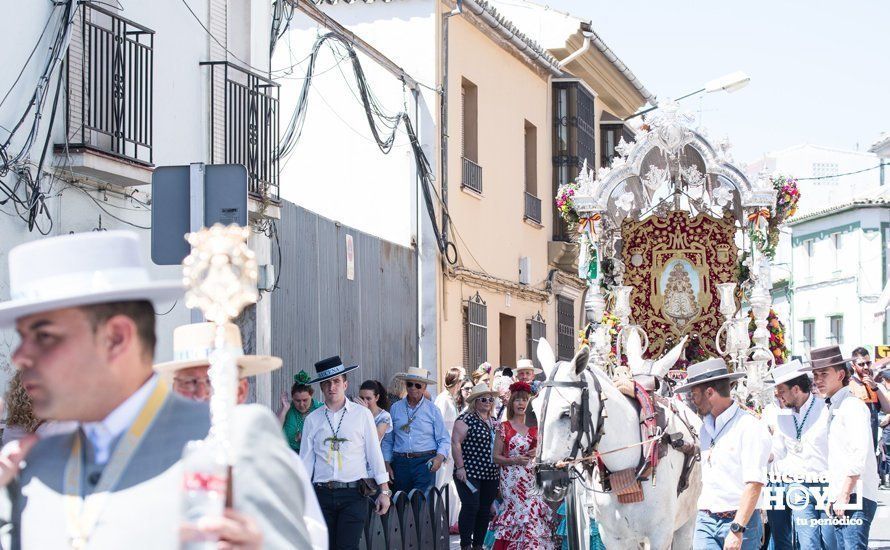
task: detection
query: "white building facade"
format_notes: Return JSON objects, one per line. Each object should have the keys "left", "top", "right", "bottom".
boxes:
{"left": 0, "top": 0, "right": 278, "bottom": 402}
{"left": 747, "top": 144, "right": 888, "bottom": 355}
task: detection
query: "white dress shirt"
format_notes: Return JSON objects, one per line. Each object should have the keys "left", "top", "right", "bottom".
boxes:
{"left": 825, "top": 386, "right": 879, "bottom": 503}
{"left": 300, "top": 399, "right": 389, "bottom": 485}
{"left": 699, "top": 402, "right": 771, "bottom": 512}
{"left": 81, "top": 375, "right": 158, "bottom": 464}
{"left": 770, "top": 394, "right": 830, "bottom": 478}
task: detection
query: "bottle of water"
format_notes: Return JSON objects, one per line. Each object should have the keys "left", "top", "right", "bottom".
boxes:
{"left": 181, "top": 439, "right": 228, "bottom": 549}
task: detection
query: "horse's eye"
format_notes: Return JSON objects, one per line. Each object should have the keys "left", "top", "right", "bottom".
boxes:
{"left": 560, "top": 410, "right": 571, "bottom": 419}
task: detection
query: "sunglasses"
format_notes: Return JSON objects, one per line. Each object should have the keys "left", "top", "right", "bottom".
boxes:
{"left": 476, "top": 397, "right": 495, "bottom": 403}
{"left": 406, "top": 382, "right": 425, "bottom": 389}
{"left": 856, "top": 361, "right": 872, "bottom": 367}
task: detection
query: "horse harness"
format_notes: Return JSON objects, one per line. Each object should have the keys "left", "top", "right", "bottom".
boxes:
{"left": 537, "top": 363, "right": 700, "bottom": 498}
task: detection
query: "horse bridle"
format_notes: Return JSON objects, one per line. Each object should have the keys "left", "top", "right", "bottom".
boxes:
{"left": 535, "top": 362, "right": 605, "bottom": 482}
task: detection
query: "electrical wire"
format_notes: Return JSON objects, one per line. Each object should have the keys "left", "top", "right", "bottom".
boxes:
{"left": 794, "top": 164, "right": 883, "bottom": 181}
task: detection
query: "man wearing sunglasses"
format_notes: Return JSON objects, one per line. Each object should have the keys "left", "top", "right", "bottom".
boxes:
{"left": 849, "top": 348, "right": 890, "bottom": 453}
{"left": 382, "top": 367, "right": 451, "bottom": 493}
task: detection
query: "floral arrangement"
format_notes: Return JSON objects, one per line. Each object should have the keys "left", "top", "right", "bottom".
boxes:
{"left": 749, "top": 175, "right": 801, "bottom": 260}
{"left": 555, "top": 181, "right": 580, "bottom": 228}
{"left": 747, "top": 308, "right": 788, "bottom": 364}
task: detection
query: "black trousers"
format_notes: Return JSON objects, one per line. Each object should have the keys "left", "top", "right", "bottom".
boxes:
{"left": 314, "top": 486, "right": 369, "bottom": 550}
{"left": 455, "top": 477, "right": 498, "bottom": 548}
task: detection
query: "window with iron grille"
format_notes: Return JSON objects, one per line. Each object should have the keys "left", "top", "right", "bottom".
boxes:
{"left": 202, "top": 61, "right": 280, "bottom": 201}
{"left": 557, "top": 296, "right": 575, "bottom": 361}
{"left": 465, "top": 292, "right": 487, "bottom": 369}
{"left": 801, "top": 319, "right": 815, "bottom": 349}
{"left": 551, "top": 81, "right": 595, "bottom": 241}
{"left": 828, "top": 315, "right": 843, "bottom": 345}
{"left": 527, "top": 312, "right": 546, "bottom": 369}
{"left": 65, "top": 3, "right": 154, "bottom": 164}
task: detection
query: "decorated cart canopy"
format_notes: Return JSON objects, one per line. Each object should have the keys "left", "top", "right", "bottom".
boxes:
{"left": 556, "top": 100, "right": 800, "bottom": 407}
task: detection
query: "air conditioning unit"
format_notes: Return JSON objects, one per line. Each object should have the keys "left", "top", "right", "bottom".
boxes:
{"left": 519, "top": 256, "right": 531, "bottom": 285}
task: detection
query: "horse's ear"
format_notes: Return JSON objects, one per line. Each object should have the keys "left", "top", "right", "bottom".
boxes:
{"left": 626, "top": 329, "right": 644, "bottom": 372}
{"left": 537, "top": 338, "right": 556, "bottom": 379}
{"left": 652, "top": 335, "right": 688, "bottom": 378}
{"left": 573, "top": 346, "right": 590, "bottom": 375}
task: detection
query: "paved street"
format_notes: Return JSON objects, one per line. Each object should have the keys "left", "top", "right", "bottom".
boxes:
{"left": 870, "top": 488, "right": 890, "bottom": 549}
{"left": 447, "top": 488, "right": 890, "bottom": 548}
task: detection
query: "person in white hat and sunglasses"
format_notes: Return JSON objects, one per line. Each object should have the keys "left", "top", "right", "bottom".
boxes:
{"left": 154, "top": 321, "right": 328, "bottom": 550}
{"left": 764, "top": 359, "right": 836, "bottom": 550}
{"left": 382, "top": 367, "right": 451, "bottom": 494}
{"left": 0, "top": 231, "right": 312, "bottom": 550}
{"left": 676, "top": 358, "right": 771, "bottom": 550}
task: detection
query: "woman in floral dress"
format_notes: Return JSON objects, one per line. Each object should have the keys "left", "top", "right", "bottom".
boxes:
{"left": 491, "top": 381, "right": 554, "bottom": 550}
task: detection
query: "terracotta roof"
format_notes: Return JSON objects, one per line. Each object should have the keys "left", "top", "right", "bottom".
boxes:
{"left": 311, "top": 0, "right": 563, "bottom": 75}
{"left": 788, "top": 193, "right": 890, "bottom": 224}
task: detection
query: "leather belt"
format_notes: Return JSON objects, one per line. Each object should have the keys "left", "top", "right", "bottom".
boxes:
{"left": 701, "top": 509, "right": 736, "bottom": 520}
{"left": 394, "top": 450, "right": 436, "bottom": 459}
{"left": 314, "top": 481, "right": 361, "bottom": 490}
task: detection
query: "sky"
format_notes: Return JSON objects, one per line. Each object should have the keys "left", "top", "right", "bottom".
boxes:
{"left": 538, "top": 0, "right": 890, "bottom": 163}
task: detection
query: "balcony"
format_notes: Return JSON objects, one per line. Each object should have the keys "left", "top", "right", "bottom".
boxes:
{"left": 202, "top": 61, "right": 280, "bottom": 202}
{"left": 462, "top": 157, "right": 482, "bottom": 194}
{"left": 59, "top": 2, "right": 154, "bottom": 186}
{"left": 524, "top": 192, "right": 542, "bottom": 224}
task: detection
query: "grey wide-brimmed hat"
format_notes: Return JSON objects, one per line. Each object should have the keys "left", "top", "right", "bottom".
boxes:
{"left": 674, "top": 358, "right": 745, "bottom": 393}
{"left": 799, "top": 345, "right": 850, "bottom": 372}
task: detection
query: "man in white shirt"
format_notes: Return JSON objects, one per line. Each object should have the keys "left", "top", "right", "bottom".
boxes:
{"left": 0, "top": 231, "right": 312, "bottom": 549}
{"left": 803, "top": 345, "right": 879, "bottom": 550}
{"left": 301, "top": 356, "right": 391, "bottom": 550}
{"left": 676, "top": 358, "right": 771, "bottom": 550}
{"left": 766, "top": 360, "right": 836, "bottom": 550}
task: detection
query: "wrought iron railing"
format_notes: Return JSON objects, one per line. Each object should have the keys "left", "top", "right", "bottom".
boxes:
{"left": 65, "top": 2, "right": 154, "bottom": 164}
{"left": 524, "top": 191, "right": 542, "bottom": 224}
{"left": 462, "top": 157, "right": 482, "bottom": 194}
{"left": 201, "top": 61, "right": 280, "bottom": 201}
{"left": 358, "top": 486, "right": 450, "bottom": 550}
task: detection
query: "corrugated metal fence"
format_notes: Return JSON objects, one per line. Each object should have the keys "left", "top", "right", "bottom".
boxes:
{"left": 270, "top": 200, "right": 417, "bottom": 402}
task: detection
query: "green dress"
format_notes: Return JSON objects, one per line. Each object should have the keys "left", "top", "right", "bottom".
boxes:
{"left": 282, "top": 399, "right": 322, "bottom": 453}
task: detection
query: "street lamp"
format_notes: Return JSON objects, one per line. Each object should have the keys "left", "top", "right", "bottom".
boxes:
{"left": 625, "top": 71, "right": 750, "bottom": 121}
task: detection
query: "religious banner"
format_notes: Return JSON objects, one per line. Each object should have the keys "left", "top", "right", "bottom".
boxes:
{"left": 621, "top": 211, "right": 738, "bottom": 358}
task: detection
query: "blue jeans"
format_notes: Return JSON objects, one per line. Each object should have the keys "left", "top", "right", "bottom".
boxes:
{"left": 391, "top": 453, "right": 435, "bottom": 494}
{"left": 789, "top": 483, "right": 836, "bottom": 550}
{"left": 833, "top": 496, "right": 877, "bottom": 550}
{"left": 694, "top": 511, "right": 763, "bottom": 550}
{"left": 766, "top": 481, "right": 794, "bottom": 549}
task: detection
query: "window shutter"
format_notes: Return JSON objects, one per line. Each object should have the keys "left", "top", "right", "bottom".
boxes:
{"left": 557, "top": 296, "right": 575, "bottom": 361}
{"left": 528, "top": 312, "right": 546, "bottom": 369}
{"left": 467, "top": 292, "right": 487, "bottom": 369}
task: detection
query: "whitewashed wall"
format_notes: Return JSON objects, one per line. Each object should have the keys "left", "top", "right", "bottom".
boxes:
{"left": 273, "top": 0, "right": 439, "bottom": 372}
{"left": 789, "top": 206, "right": 890, "bottom": 356}
{"left": 0, "top": 0, "right": 268, "bottom": 393}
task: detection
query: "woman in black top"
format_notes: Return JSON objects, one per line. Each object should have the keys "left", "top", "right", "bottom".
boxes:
{"left": 452, "top": 382, "right": 500, "bottom": 550}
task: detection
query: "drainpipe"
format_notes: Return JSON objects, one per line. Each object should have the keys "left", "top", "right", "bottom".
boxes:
{"left": 557, "top": 32, "right": 592, "bottom": 70}
{"left": 441, "top": 1, "right": 462, "bottom": 250}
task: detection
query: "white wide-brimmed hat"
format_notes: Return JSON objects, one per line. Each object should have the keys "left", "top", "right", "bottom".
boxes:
{"left": 153, "top": 322, "right": 282, "bottom": 380}
{"left": 395, "top": 367, "right": 436, "bottom": 386}
{"left": 515, "top": 359, "right": 542, "bottom": 375}
{"left": 0, "top": 231, "right": 182, "bottom": 327}
{"left": 765, "top": 359, "right": 807, "bottom": 387}
{"left": 674, "top": 358, "right": 746, "bottom": 393}
{"left": 465, "top": 382, "right": 498, "bottom": 403}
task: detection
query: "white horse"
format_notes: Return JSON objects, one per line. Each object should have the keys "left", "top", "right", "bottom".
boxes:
{"left": 533, "top": 339, "right": 702, "bottom": 550}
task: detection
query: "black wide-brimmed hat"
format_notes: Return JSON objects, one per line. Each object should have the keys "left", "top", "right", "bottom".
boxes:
{"left": 800, "top": 345, "right": 849, "bottom": 372}
{"left": 674, "top": 358, "right": 746, "bottom": 393}
{"left": 309, "top": 355, "right": 359, "bottom": 384}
